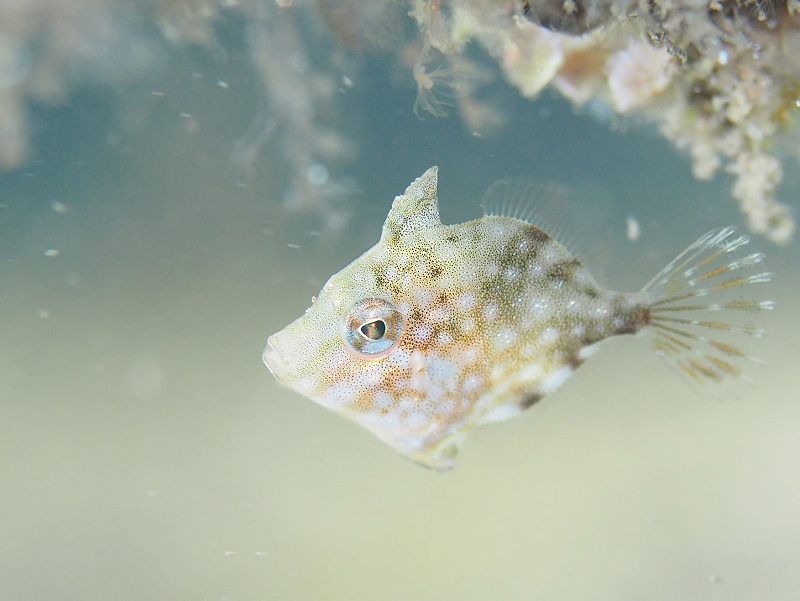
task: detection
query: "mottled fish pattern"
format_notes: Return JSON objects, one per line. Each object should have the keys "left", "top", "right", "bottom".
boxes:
{"left": 264, "top": 167, "right": 773, "bottom": 470}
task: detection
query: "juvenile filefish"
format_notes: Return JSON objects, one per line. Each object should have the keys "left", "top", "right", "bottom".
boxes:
{"left": 263, "top": 167, "right": 773, "bottom": 471}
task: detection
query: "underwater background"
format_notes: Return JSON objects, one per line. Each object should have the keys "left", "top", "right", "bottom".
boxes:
{"left": 2, "top": 6, "right": 800, "bottom": 601}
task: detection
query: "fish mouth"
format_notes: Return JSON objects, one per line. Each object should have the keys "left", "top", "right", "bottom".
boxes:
{"left": 262, "top": 335, "right": 287, "bottom": 381}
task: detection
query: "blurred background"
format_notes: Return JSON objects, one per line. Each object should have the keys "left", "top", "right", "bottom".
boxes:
{"left": 1, "top": 2, "right": 799, "bottom": 600}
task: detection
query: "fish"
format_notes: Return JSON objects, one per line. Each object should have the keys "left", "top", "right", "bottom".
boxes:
{"left": 263, "top": 167, "right": 774, "bottom": 471}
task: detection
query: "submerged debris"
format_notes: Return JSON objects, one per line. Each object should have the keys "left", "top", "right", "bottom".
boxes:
{"left": 407, "top": 0, "right": 799, "bottom": 243}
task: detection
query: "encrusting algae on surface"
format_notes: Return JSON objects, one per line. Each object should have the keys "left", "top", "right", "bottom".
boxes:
{"left": 264, "top": 168, "right": 774, "bottom": 471}
{"left": 408, "top": 0, "right": 800, "bottom": 244}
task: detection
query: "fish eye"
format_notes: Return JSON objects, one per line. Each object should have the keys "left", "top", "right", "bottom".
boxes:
{"left": 359, "top": 319, "right": 386, "bottom": 341}
{"left": 342, "top": 299, "right": 403, "bottom": 358}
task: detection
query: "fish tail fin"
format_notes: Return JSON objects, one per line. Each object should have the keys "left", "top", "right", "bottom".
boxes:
{"left": 640, "top": 227, "right": 774, "bottom": 395}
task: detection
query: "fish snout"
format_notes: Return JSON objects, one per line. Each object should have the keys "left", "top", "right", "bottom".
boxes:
{"left": 262, "top": 334, "right": 289, "bottom": 381}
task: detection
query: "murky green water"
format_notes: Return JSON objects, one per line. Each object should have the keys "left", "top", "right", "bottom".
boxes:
{"left": 2, "top": 19, "right": 799, "bottom": 601}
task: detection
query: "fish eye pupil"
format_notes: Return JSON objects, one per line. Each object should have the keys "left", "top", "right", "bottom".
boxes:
{"left": 360, "top": 319, "right": 386, "bottom": 340}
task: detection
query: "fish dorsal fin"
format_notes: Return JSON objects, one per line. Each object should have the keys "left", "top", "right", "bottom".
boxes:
{"left": 480, "top": 178, "right": 613, "bottom": 278}
{"left": 381, "top": 166, "right": 441, "bottom": 241}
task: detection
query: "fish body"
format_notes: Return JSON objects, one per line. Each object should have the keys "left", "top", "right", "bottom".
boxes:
{"left": 264, "top": 167, "right": 772, "bottom": 470}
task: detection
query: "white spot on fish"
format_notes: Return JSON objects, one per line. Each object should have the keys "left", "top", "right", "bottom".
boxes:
{"left": 404, "top": 412, "right": 429, "bottom": 429}
{"left": 519, "top": 364, "right": 543, "bottom": 382}
{"left": 457, "top": 293, "right": 476, "bottom": 311}
{"left": 409, "top": 324, "right": 433, "bottom": 343}
{"left": 538, "top": 327, "right": 559, "bottom": 347}
{"left": 414, "top": 288, "right": 436, "bottom": 310}
{"left": 399, "top": 396, "right": 415, "bottom": 411}
{"left": 410, "top": 349, "right": 426, "bottom": 373}
{"left": 483, "top": 403, "right": 522, "bottom": 422}
{"left": 375, "top": 391, "right": 393, "bottom": 410}
{"left": 540, "top": 366, "right": 573, "bottom": 394}
{"left": 463, "top": 375, "right": 483, "bottom": 393}
{"left": 529, "top": 298, "right": 550, "bottom": 319}
{"left": 460, "top": 317, "right": 476, "bottom": 333}
{"left": 494, "top": 327, "right": 517, "bottom": 352}
{"left": 388, "top": 348, "right": 410, "bottom": 369}
{"left": 429, "top": 306, "right": 450, "bottom": 322}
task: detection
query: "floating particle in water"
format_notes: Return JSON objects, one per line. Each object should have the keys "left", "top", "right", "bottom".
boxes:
{"left": 179, "top": 113, "right": 199, "bottom": 134}
{"left": 287, "top": 243, "right": 301, "bottom": 249}
{"left": 37, "top": 309, "right": 51, "bottom": 319}
{"left": 44, "top": 249, "right": 60, "bottom": 257}
{"left": 50, "top": 201, "right": 68, "bottom": 214}
{"left": 626, "top": 216, "right": 640, "bottom": 241}
{"left": 306, "top": 163, "right": 329, "bottom": 187}
{"left": 217, "top": 80, "right": 229, "bottom": 88}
